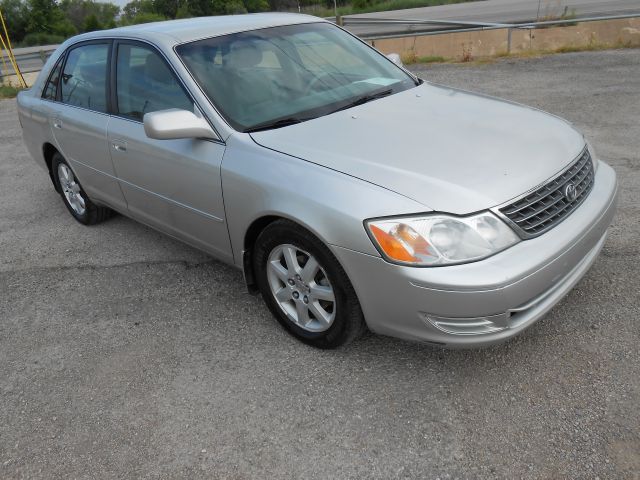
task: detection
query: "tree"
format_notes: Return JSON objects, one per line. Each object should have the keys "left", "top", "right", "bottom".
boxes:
{"left": 26, "top": 0, "right": 57, "bottom": 34}
{"left": 26, "top": 0, "right": 77, "bottom": 37}
{"left": 121, "top": 0, "right": 156, "bottom": 22}
{"left": 210, "top": 0, "right": 245, "bottom": 14}
{"left": 120, "top": 10, "right": 166, "bottom": 25}
{"left": 180, "top": 0, "right": 212, "bottom": 17}
{"left": 59, "top": 0, "right": 119, "bottom": 32}
{"left": 174, "top": 3, "right": 191, "bottom": 18}
{"left": 225, "top": 0, "right": 246, "bottom": 13}
{"left": 0, "top": 0, "right": 29, "bottom": 42}
{"left": 95, "top": 0, "right": 119, "bottom": 25}
{"left": 60, "top": 0, "right": 89, "bottom": 31}
{"left": 244, "top": 0, "right": 269, "bottom": 12}
{"left": 152, "top": 0, "right": 179, "bottom": 19}
{"left": 82, "top": 12, "right": 101, "bottom": 31}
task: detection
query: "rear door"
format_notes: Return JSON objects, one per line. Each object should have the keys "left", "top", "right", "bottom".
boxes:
{"left": 49, "top": 40, "right": 126, "bottom": 211}
{"left": 107, "top": 40, "right": 232, "bottom": 261}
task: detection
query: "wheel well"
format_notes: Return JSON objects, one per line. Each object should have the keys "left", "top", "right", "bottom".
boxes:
{"left": 43, "top": 143, "right": 61, "bottom": 193}
{"left": 242, "top": 215, "right": 283, "bottom": 294}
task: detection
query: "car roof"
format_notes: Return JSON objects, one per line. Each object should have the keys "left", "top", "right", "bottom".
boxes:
{"left": 76, "top": 13, "right": 324, "bottom": 45}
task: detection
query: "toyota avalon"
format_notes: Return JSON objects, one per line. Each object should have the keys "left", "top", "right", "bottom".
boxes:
{"left": 17, "top": 14, "right": 618, "bottom": 348}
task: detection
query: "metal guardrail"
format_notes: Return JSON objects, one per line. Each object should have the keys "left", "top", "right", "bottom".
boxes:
{"left": 2, "top": 12, "right": 639, "bottom": 78}
{"left": 340, "top": 12, "right": 640, "bottom": 41}
{"left": 1, "top": 45, "right": 57, "bottom": 78}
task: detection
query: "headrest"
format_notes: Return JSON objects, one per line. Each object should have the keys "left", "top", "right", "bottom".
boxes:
{"left": 227, "top": 41, "right": 263, "bottom": 69}
{"left": 79, "top": 63, "right": 104, "bottom": 84}
{"left": 144, "top": 54, "right": 171, "bottom": 85}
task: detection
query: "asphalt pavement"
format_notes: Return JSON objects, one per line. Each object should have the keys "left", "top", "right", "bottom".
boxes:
{"left": 1, "top": 49, "right": 639, "bottom": 479}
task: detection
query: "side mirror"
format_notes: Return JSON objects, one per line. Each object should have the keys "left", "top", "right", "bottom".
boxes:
{"left": 143, "top": 109, "right": 217, "bottom": 140}
{"left": 386, "top": 53, "right": 403, "bottom": 67}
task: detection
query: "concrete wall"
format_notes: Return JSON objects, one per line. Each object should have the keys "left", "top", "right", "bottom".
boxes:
{"left": 2, "top": 71, "right": 38, "bottom": 87}
{"left": 369, "top": 17, "right": 640, "bottom": 62}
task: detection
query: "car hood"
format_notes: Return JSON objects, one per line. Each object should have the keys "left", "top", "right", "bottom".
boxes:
{"left": 250, "top": 82, "right": 586, "bottom": 214}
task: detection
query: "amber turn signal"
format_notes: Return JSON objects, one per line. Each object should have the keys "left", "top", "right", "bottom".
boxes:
{"left": 369, "top": 224, "right": 418, "bottom": 262}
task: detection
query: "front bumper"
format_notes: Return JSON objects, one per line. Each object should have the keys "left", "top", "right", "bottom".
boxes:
{"left": 332, "top": 161, "right": 618, "bottom": 347}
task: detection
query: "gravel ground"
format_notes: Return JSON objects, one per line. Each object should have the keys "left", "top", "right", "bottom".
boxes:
{"left": 1, "top": 49, "right": 639, "bottom": 479}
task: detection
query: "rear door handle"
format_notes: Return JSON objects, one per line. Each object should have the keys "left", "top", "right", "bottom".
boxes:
{"left": 112, "top": 140, "right": 127, "bottom": 152}
{"left": 53, "top": 119, "right": 63, "bottom": 129}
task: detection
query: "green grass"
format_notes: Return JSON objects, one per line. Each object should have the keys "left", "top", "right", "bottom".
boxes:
{"left": 405, "top": 40, "right": 638, "bottom": 66}
{"left": 416, "top": 55, "right": 447, "bottom": 63}
{"left": 302, "top": 0, "right": 472, "bottom": 19}
{"left": 504, "top": 39, "right": 637, "bottom": 59}
{"left": 0, "top": 84, "right": 23, "bottom": 99}
{"left": 401, "top": 52, "right": 447, "bottom": 64}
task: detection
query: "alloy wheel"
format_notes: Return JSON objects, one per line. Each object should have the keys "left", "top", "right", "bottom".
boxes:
{"left": 266, "top": 244, "right": 336, "bottom": 332}
{"left": 57, "top": 163, "right": 86, "bottom": 216}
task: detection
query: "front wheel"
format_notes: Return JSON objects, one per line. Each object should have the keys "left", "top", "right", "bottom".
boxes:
{"left": 254, "top": 220, "right": 366, "bottom": 349}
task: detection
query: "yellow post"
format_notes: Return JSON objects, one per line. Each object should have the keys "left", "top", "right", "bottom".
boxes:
{"left": 0, "top": 8, "right": 26, "bottom": 87}
{"left": 0, "top": 10, "right": 10, "bottom": 82}
{"left": 0, "top": 41, "right": 9, "bottom": 77}
{"left": 0, "top": 33, "right": 24, "bottom": 87}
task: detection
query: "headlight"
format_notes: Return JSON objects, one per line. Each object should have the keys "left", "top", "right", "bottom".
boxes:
{"left": 365, "top": 212, "right": 520, "bottom": 266}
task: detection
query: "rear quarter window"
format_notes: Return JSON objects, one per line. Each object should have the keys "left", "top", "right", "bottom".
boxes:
{"left": 42, "top": 60, "right": 63, "bottom": 100}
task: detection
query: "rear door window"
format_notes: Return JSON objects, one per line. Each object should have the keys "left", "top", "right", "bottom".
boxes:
{"left": 60, "top": 43, "right": 109, "bottom": 113}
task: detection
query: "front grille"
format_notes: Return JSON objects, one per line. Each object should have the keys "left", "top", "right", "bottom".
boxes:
{"left": 498, "top": 149, "right": 595, "bottom": 238}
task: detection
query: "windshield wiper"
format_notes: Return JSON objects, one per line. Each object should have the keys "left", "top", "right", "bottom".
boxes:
{"left": 245, "top": 88, "right": 394, "bottom": 132}
{"left": 245, "top": 117, "right": 306, "bottom": 133}
{"left": 330, "top": 88, "right": 393, "bottom": 114}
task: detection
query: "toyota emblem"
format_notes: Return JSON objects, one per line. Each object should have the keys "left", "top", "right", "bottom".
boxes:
{"left": 564, "top": 183, "right": 577, "bottom": 202}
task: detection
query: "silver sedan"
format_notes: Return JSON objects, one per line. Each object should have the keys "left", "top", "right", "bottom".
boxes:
{"left": 17, "top": 14, "right": 617, "bottom": 348}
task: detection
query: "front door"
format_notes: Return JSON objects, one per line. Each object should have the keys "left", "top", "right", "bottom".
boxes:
{"left": 107, "top": 40, "right": 232, "bottom": 261}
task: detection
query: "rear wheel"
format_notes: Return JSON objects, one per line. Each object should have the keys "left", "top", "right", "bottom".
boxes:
{"left": 51, "top": 152, "right": 112, "bottom": 225}
{"left": 254, "top": 220, "right": 366, "bottom": 348}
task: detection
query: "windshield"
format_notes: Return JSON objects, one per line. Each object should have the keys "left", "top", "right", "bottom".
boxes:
{"left": 176, "top": 22, "right": 417, "bottom": 132}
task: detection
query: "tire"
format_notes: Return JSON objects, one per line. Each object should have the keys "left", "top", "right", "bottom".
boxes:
{"left": 51, "top": 153, "right": 113, "bottom": 225}
{"left": 254, "top": 219, "right": 366, "bottom": 349}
